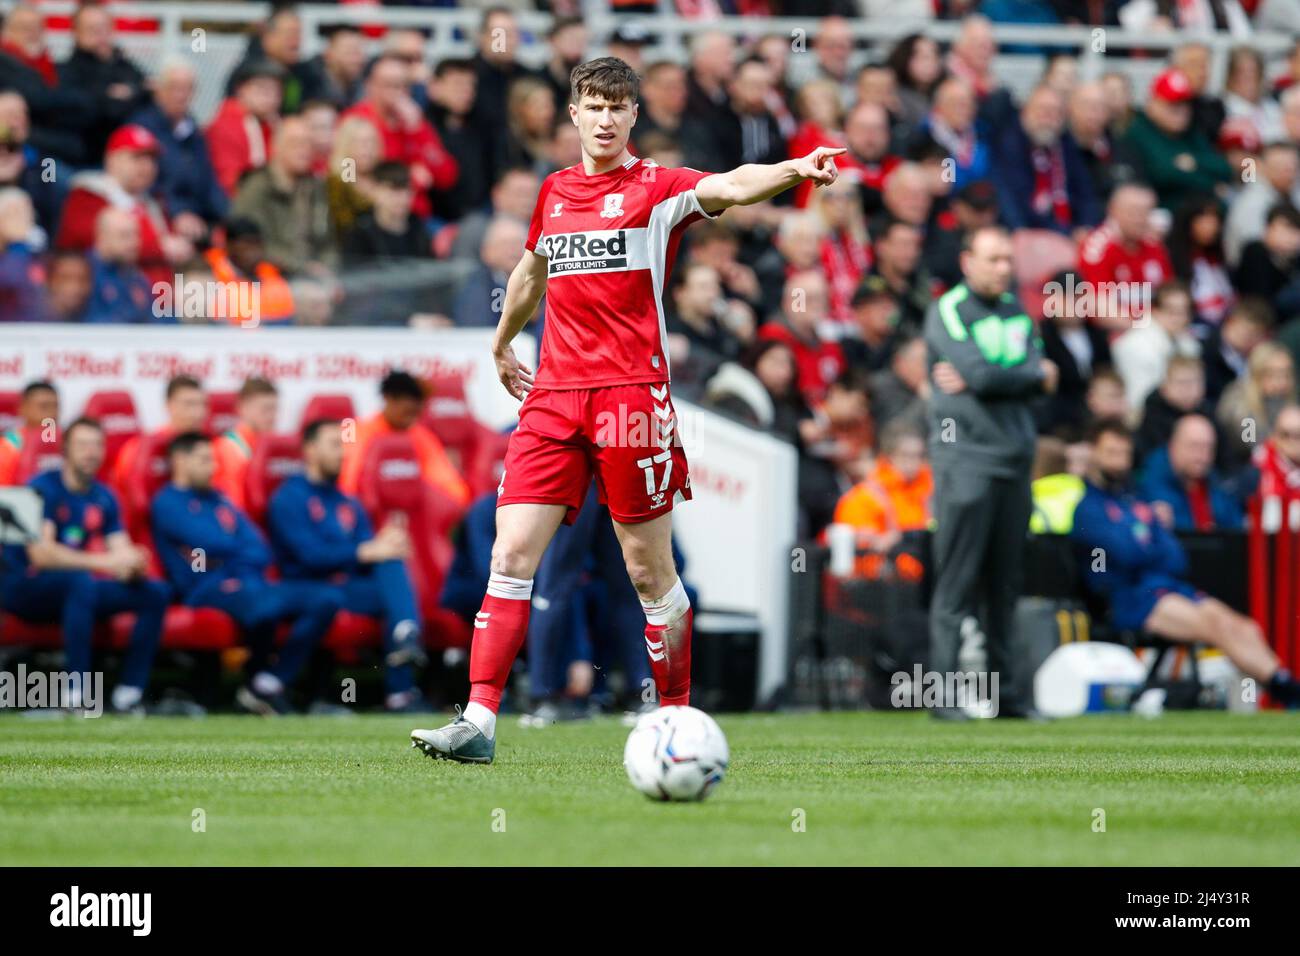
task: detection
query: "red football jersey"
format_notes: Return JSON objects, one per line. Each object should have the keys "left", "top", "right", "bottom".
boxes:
{"left": 1078, "top": 221, "right": 1174, "bottom": 322}
{"left": 525, "top": 157, "right": 718, "bottom": 389}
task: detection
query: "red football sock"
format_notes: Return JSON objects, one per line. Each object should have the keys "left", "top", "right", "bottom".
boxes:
{"left": 467, "top": 573, "right": 533, "bottom": 712}
{"left": 642, "top": 578, "right": 692, "bottom": 707}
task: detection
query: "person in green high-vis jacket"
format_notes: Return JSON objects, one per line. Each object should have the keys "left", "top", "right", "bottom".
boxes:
{"left": 923, "top": 225, "right": 1058, "bottom": 719}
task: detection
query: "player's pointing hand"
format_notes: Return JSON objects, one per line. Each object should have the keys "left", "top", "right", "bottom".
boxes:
{"left": 792, "top": 146, "right": 847, "bottom": 187}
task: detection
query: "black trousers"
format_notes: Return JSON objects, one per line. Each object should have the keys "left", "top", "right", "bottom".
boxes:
{"left": 928, "top": 465, "right": 1032, "bottom": 703}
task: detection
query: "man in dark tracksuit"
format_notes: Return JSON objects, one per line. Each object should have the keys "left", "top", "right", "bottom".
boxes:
{"left": 924, "top": 225, "right": 1058, "bottom": 718}
{"left": 267, "top": 419, "right": 428, "bottom": 713}
{"left": 151, "top": 432, "right": 340, "bottom": 715}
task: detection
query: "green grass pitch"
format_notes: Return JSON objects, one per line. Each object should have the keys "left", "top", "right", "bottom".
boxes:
{"left": 2, "top": 711, "right": 1297, "bottom": 866}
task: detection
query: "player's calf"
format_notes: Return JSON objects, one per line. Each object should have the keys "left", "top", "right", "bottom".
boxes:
{"left": 641, "top": 577, "right": 693, "bottom": 707}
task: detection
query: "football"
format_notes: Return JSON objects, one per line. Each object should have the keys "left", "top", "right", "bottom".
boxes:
{"left": 623, "top": 706, "right": 730, "bottom": 802}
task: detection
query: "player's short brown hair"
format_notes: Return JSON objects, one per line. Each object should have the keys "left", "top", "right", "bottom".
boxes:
{"left": 238, "top": 376, "right": 278, "bottom": 401}
{"left": 570, "top": 56, "right": 639, "bottom": 106}
{"left": 1086, "top": 417, "right": 1132, "bottom": 446}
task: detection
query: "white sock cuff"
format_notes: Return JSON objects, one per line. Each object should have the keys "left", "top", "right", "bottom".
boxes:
{"left": 486, "top": 572, "right": 533, "bottom": 600}
{"left": 641, "top": 577, "right": 690, "bottom": 627}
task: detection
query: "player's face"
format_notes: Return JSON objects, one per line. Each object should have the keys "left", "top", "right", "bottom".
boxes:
{"left": 383, "top": 396, "right": 422, "bottom": 431}
{"left": 570, "top": 93, "right": 636, "bottom": 165}
{"left": 889, "top": 436, "right": 926, "bottom": 482}
{"left": 241, "top": 393, "right": 278, "bottom": 434}
{"left": 21, "top": 388, "right": 57, "bottom": 429}
{"left": 169, "top": 387, "right": 208, "bottom": 433}
{"left": 178, "top": 443, "right": 216, "bottom": 490}
{"left": 308, "top": 425, "right": 345, "bottom": 480}
{"left": 64, "top": 426, "right": 105, "bottom": 480}
{"left": 1092, "top": 434, "right": 1133, "bottom": 484}
{"left": 961, "top": 232, "right": 1014, "bottom": 298}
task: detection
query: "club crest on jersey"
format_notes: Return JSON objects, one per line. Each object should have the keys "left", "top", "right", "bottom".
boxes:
{"left": 599, "top": 193, "right": 625, "bottom": 219}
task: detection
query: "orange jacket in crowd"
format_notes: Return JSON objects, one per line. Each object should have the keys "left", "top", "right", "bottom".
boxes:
{"left": 212, "top": 422, "right": 260, "bottom": 511}
{"left": 203, "top": 248, "right": 295, "bottom": 325}
{"left": 339, "top": 412, "right": 470, "bottom": 507}
{"left": 832, "top": 456, "right": 934, "bottom": 579}
{"left": 0, "top": 429, "right": 22, "bottom": 485}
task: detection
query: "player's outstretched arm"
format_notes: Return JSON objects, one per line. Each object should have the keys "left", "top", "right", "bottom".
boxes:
{"left": 694, "top": 146, "right": 847, "bottom": 214}
{"left": 491, "top": 248, "right": 548, "bottom": 400}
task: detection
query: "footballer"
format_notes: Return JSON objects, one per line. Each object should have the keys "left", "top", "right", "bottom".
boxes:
{"left": 412, "top": 56, "right": 843, "bottom": 763}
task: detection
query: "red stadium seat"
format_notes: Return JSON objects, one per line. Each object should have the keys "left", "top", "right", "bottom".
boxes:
{"left": 0, "top": 391, "right": 20, "bottom": 434}
{"left": 461, "top": 428, "right": 510, "bottom": 499}
{"left": 119, "top": 432, "right": 174, "bottom": 577}
{"left": 109, "top": 606, "right": 240, "bottom": 652}
{"left": 244, "top": 432, "right": 304, "bottom": 527}
{"left": 1014, "top": 229, "right": 1079, "bottom": 319}
{"left": 13, "top": 426, "right": 61, "bottom": 483}
{"left": 206, "top": 391, "right": 239, "bottom": 436}
{"left": 299, "top": 394, "right": 358, "bottom": 432}
{"left": 323, "top": 611, "right": 383, "bottom": 664}
{"left": 422, "top": 374, "right": 503, "bottom": 497}
{"left": 80, "top": 390, "right": 141, "bottom": 478}
{"left": 0, "top": 613, "right": 64, "bottom": 648}
{"left": 356, "top": 434, "right": 469, "bottom": 647}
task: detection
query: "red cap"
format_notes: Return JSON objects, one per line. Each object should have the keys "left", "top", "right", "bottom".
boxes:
{"left": 1218, "top": 116, "right": 1262, "bottom": 153}
{"left": 1150, "top": 68, "right": 1194, "bottom": 104}
{"left": 105, "top": 124, "right": 161, "bottom": 157}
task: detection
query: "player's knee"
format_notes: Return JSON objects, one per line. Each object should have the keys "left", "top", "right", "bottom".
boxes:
{"left": 623, "top": 556, "right": 674, "bottom": 601}
{"left": 489, "top": 541, "right": 538, "bottom": 580}
{"left": 1199, "top": 604, "right": 1238, "bottom": 647}
{"left": 61, "top": 570, "right": 96, "bottom": 599}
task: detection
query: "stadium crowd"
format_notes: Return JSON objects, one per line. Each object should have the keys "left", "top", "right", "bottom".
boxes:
{"left": 3, "top": 3, "right": 1300, "bottom": 712}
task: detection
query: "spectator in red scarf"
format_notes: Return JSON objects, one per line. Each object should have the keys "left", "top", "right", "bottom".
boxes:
{"left": 1253, "top": 404, "right": 1300, "bottom": 501}
{"left": 207, "top": 59, "right": 284, "bottom": 197}
{"left": 0, "top": 3, "right": 93, "bottom": 165}
{"left": 991, "top": 85, "right": 1100, "bottom": 238}
{"left": 1068, "top": 81, "right": 1120, "bottom": 201}
{"left": 841, "top": 101, "right": 899, "bottom": 218}
{"left": 758, "top": 270, "right": 846, "bottom": 405}
{"left": 912, "top": 77, "right": 990, "bottom": 190}
{"left": 55, "top": 124, "right": 194, "bottom": 287}
{"left": 809, "top": 175, "right": 871, "bottom": 326}
{"left": 1137, "top": 414, "right": 1243, "bottom": 531}
{"left": 343, "top": 54, "right": 458, "bottom": 220}
{"left": 945, "top": 14, "right": 1015, "bottom": 127}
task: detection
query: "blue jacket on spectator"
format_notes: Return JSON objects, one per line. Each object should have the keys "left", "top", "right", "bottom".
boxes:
{"left": 19, "top": 146, "right": 66, "bottom": 235}
{"left": 151, "top": 484, "right": 271, "bottom": 598}
{"left": 1137, "top": 446, "right": 1244, "bottom": 531}
{"left": 129, "top": 103, "right": 230, "bottom": 225}
{"left": 0, "top": 243, "right": 46, "bottom": 322}
{"left": 441, "top": 489, "right": 497, "bottom": 622}
{"left": 1071, "top": 478, "right": 1198, "bottom": 631}
{"left": 990, "top": 119, "right": 1100, "bottom": 234}
{"left": 85, "top": 252, "right": 161, "bottom": 324}
{"left": 912, "top": 115, "right": 991, "bottom": 191}
{"left": 266, "top": 474, "right": 373, "bottom": 580}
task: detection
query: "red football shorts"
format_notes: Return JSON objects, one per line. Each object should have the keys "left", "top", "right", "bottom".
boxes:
{"left": 497, "top": 383, "right": 692, "bottom": 525}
